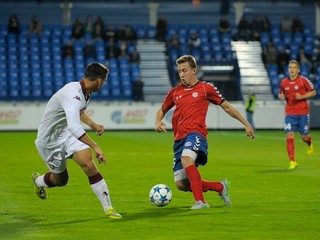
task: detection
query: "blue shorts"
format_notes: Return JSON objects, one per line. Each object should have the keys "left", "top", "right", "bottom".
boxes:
{"left": 284, "top": 114, "right": 310, "bottom": 135}
{"left": 173, "top": 132, "right": 208, "bottom": 173}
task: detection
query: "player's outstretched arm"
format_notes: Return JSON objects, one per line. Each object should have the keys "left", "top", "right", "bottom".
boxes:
{"left": 80, "top": 110, "right": 105, "bottom": 136}
{"left": 78, "top": 133, "right": 106, "bottom": 165}
{"left": 220, "top": 100, "right": 255, "bottom": 139}
{"left": 155, "top": 108, "right": 167, "bottom": 133}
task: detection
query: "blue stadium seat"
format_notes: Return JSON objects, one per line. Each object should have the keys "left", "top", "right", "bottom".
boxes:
{"left": 110, "top": 76, "right": 120, "bottom": 86}
{"left": 300, "top": 64, "right": 310, "bottom": 77}
{"left": 146, "top": 26, "right": 156, "bottom": 39}
{"left": 43, "top": 87, "right": 54, "bottom": 98}
{"left": 202, "top": 50, "right": 213, "bottom": 63}
{"left": 190, "top": 49, "right": 201, "bottom": 63}
{"left": 293, "top": 32, "right": 303, "bottom": 45}
{"left": 18, "top": 34, "right": 28, "bottom": 45}
{"left": 213, "top": 49, "right": 223, "bottom": 63}
{"left": 21, "top": 87, "right": 31, "bottom": 98}
{"left": 54, "top": 77, "right": 64, "bottom": 91}
{"left": 21, "top": 78, "right": 31, "bottom": 90}
{"left": 96, "top": 55, "right": 106, "bottom": 63}
{"left": 108, "top": 57, "right": 118, "bottom": 69}
{"left": 167, "top": 48, "right": 179, "bottom": 63}
{"left": 122, "top": 86, "right": 132, "bottom": 98}
{"left": 130, "top": 64, "right": 141, "bottom": 80}
{"left": 0, "top": 77, "right": 7, "bottom": 90}
{"left": 221, "top": 33, "right": 231, "bottom": 44}
{"left": 201, "top": 42, "right": 211, "bottom": 52}
{"left": 43, "top": 75, "right": 53, "bottom": 88}
{"left": 9, "top": 86, "right": 20, "bottom": 98}
{"left": 268, "top": 64, "right": 278, "bottom": 77}
{"left": 225, "top": 50, "right": 234, "bottom": 63}
{"left": 111, "top": 86, "right": 121, "bottom": 97}
{"left": 7, "top": 33, "right": 17, "bottom": 45}
{"left": 32, "top": 87, "right": 42, "bottom": 98}
{"left": 282, "top": 32, "right": 292, "bottom": 46}
{"left": 100, "top": 85, "right": 110, "bottom": 97}
{"left": 0, "top": 86, "right": 7, "bottom": 97}
{"left": 134, "top": 25, "right": 146, "bottom": 39}
{"left": 260, "top": 32, "right": 270, "bottom": 47}
{"left": 31, "top": 76, "right": 42, "bottom": 88}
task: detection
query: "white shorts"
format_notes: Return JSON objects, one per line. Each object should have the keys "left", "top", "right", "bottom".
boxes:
{"left": 35, "top": 135, "right": 90, "bottom": 173}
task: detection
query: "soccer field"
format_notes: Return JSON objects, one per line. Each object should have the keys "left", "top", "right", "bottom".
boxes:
{"left": 0, "top": 130, "right": 319, "bottom": 240}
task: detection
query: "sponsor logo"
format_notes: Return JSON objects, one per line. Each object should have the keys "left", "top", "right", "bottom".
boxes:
{"left": 111, "top": 111, "right": 122, "bottom": 124}
{"left": 111, "top": 109, "right": 148, "bottom": 124}
{"left": 0, "top": 110, "right": 21, "bottom": 124}
{"left": 73, "top": 96, "right": 81, "bottom": 101}
{"left": 102, "top": 191, "right": 109, "bottom": 198}
{"left": 123, "top": 109, "right": 147, "bottom": 123}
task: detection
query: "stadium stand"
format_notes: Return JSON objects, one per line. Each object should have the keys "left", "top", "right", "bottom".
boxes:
{"left": 0, "top": 0, "right": 319, "bottom": 102}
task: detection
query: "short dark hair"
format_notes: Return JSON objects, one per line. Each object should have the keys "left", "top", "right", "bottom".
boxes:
{"left": 84, "top": 62, "right": 109, "bottom": 81}
{"left": 176, "top": 55, "right": 197, "bottom": 69}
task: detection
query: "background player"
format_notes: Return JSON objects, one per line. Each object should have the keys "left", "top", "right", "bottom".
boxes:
{"left": 278, "top": 60, "right": 316, "bottom": 170}
{"left": 32, "top": 62, "right": 121, "bottom": 219}
{"left": 155, "top": 55, "right": 255, "bottom": 209}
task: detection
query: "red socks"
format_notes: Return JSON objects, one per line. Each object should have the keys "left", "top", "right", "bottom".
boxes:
{"left": 202, "top": 180, "right": 223, "bottom": 192}
{"left": 286, "top": 138, "right": 295, "bottom": 161}
{"left": 185, "top": 165, "right": 205, "bottom": 202}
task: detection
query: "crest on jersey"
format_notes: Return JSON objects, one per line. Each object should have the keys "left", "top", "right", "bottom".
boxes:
{"left": 192, "top": 92, "right": 198, "bottom": 98}
{"left": 294, "top": 85, "right": 299, "bottom": 90}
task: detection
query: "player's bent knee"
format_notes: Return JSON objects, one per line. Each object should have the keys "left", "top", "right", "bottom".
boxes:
{"left": 175, "top": 182, "right": 189, "bottom": 192}
{"left": 56, "top": 177, "right": 68, "bottom": 186}
{"left": 52, "top": 172, "right": 69, "bottom": 186}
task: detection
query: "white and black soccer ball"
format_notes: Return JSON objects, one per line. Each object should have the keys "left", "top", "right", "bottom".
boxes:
{"left": 149, "top": 184, "right": 172, "bottom": 207}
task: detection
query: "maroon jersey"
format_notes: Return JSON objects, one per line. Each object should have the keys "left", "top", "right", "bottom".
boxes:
{"left": 279, "top": 75, "right": 315, "bottom": 115}
{"left": 162, "top": 81, "right": 224, "bottom": 141}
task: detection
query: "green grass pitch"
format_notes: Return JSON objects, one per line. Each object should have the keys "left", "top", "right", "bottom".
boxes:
{"left": 0, "top": 130, "right": 319, "bottom": 240}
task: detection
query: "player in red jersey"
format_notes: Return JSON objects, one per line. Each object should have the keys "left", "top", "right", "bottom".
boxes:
{"left": 155, "top": 55, "right": 254, "bottom": 209}
{"left": 278, "top": 60, "right": 316, "bottom": 170}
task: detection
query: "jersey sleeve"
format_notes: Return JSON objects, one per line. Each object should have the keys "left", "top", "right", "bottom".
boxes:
{"left": 60, "top": 88, "right": 86, "bottom": 139}
{"left": 204, "top": 82, "right": 225, "bottom": 105}
{"left": 278, "top": 79, "right": 284, "bottom": 93}
{"left": 162, "top": 87, "right": 175, "bottom": 112}
{"left": 302, "top": 76, "right": 315, "bottom": 91}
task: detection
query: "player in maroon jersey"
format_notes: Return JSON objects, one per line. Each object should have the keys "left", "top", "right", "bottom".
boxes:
{"left": 155, "top": 55, "right": 254, "bottom": 209}
{"left": 278, "top": 60, "right": 316, "bottom": 170}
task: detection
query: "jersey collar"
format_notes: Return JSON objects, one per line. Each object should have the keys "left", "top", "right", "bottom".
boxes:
{"left": 79, "top": 79, "right": 90, "bottom": 101}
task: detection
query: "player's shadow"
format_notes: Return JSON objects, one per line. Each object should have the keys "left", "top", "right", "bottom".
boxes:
{"left": 119, "top": 205, "right": 215, "bottom": 221}
{"left": 257, "top": 168, "right": 297, "bottom": 174}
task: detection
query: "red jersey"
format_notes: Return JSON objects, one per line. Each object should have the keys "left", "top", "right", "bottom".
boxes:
{"left": 279, "top": 75, "right": 315, "bottom": 115}
{"left": 162, "top": 81, "right": 224, "bottom": 141}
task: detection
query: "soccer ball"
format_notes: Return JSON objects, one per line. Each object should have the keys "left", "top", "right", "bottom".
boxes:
{"left": 149, "top": 184, "right": 172, "bottom": 207}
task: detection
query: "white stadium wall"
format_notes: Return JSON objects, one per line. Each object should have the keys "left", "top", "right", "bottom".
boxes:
{"left": 0, "top": 101, "right": 291, "bottom": 131}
